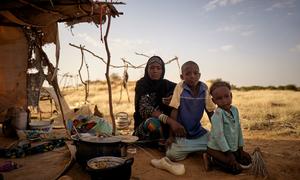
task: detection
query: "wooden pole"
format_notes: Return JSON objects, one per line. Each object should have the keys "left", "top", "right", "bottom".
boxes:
{"left": 103, "top": 14, "right": 116, "bottom": 135}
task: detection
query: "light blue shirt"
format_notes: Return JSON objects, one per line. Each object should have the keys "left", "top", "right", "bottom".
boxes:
{"left": 207, "top": 106, "right": 244, "bottom": 152}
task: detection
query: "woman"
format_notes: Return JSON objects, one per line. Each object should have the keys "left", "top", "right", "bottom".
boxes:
{"left": 133, "top": 56, "right": 185, "bottom": 144}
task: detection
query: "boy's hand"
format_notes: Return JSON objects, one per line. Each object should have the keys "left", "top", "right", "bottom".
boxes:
{"left": 240, "top": 150, "right": 251, "bottom": 160}
{"left": 240, "top": 150, "right": 252, "bottom": 164}
{"left": 226, "top": 152, "right": 241, "bottom": 170}
{"left": 167, "top": 118, "right": 186, "bottom": 137}
{"left": 166, "top": 136, "right": 175, "bottom": 148}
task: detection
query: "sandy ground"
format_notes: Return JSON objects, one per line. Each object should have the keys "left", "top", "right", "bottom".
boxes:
{"left": 64, "top": 131, "right": 300, "bottom": 180}
{"left": 1, "top": 125, "right": 299, "bottom": 180}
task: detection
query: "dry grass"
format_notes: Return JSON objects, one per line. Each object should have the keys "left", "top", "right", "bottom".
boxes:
{"left": 41, "top": 81, "right": 300, "bottom": 138}
{"left": 63, "top": 81, "right": 136, "bottom": 117}
{"left": 233, "top": 90, "right": 300, "bottom": 136}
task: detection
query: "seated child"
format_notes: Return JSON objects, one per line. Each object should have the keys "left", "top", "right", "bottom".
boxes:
{"left": 205, "top": 80, "right": 251, "bottom": 174}
{"left": 165, "top": 61, "right": 215, "bottom": 161}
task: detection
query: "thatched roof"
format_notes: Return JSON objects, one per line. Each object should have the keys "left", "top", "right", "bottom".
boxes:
{"left": 0, "top": 0, "right": 123, "bottom": 45}
{"left": 0, "top": 0, "right": 123, "bottom": 27}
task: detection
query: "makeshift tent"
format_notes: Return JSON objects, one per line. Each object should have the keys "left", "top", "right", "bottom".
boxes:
{"left": 0, "top": 0, "right": 122, "bottom": 126}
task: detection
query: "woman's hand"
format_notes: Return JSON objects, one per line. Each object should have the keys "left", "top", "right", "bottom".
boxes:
{"left": 162, "top": 95, "right": 172, "bottom": 105}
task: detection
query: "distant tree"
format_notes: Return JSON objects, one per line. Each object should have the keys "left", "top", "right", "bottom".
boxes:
{"left": 231, "top": 84, "right": 238, "bottom": 90}
{"left": 278, "top": 85, "right": 285, "bottom": 90}
{"left": 207, "top": 78, "right": 223, "bottom": 84}
{"left": 266, "top": 86, "right": 277, "bottom": 90}
{"left": 284, "top": 84, "right": 298, "bottom": 91}
{"left": 110, "top": 73, "right": 121, "bottom": 83}
{"left": 207, "top": 78, "right": 238, "bottom": 90}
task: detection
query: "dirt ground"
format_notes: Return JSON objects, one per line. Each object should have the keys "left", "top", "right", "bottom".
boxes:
{"left": 64, "top": 131, "right": 300, "bottom": 180}
{"left": 0, "top": 126, "right": 299, "bottom": 180}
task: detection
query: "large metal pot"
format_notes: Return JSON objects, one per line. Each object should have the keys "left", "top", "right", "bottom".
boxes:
{"left": 86, "top": 156, "right": 134, "bottom": 180}
{"left": 71, "top": 134, "right": 125, "bottom": 166}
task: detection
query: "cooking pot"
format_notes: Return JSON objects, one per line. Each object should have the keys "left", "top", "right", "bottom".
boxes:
{"left": 86, "top": 156, "right": 134, "bottom": 180}
{"left": 71, "top": 134, "right": 125, "bottom": 166}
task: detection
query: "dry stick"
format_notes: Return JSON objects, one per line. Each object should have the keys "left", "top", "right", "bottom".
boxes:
{"left": 83, "top": 47, "right": 90, "bottom": 103}
{"left": 124, "top": 73, "right": 130, "bottom": 102}
{"left": 79, "top": 45, "right": 89, "bottom": 103}
{"left": 121, "top": 58, "right": 146, "bottom": 69}
{"left": 84, "top": 57, "right": 90, "bottom": 103}
{"left": 69, "top": 44, "right": 179, "bottom": 70}
{"left": 50, "top": 1, "right": 125, "bottom": 6}
{"left": 40, "top": 49, "right": 66, "bottom": 130}
{"left": 135, "top": 52, "right": 150, "bottom": 58}
{"left": 69, "top": 43, "right": 144, "bottom": 69}
{"left": 59, "top": 73, "right": 67, "bottom": 86}
{"left": 69, "top": 43, "right": 125, "bottom": 68}
{"left": 118, "top": 61, "right": 130, "bottom": 103}
{"left": 103, "top": 14, "right": 116, "bottom": 135}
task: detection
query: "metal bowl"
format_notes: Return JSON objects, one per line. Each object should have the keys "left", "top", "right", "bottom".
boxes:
{"left": 86, "top": 156, "right": 134, "bottom": 180}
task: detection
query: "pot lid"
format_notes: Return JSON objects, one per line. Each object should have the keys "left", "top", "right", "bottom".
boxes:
{"left": 115, "top": 135, "right": 139, "bottom": 143}
{"left": 80, "top": 135, "right": 121, "bottom": 143}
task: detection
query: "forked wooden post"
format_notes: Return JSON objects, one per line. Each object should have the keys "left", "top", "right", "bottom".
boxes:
{"left": 103, "top": 14, "right": 116, "bottom": 135}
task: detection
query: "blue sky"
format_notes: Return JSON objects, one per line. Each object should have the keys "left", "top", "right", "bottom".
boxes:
{"left": 44, "top": 0, "right": 300, "bottom": 86}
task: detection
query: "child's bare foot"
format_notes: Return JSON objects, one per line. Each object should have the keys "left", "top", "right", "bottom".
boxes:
{"left": 203, "top": 153, "right": 212, "bottom": 171}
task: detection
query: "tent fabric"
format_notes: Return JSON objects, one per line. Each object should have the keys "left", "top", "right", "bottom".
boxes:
{"left": 0, "top": 0, "right": 122, "bottom": 125}
{"left": 0, "top": 1, "right": 121, "bottom": 179}
{"left": 42, "top": 87, "right": 71, "bottom": 114}
{"left": 0, "top": 26, "right": 28, "bottom": 112}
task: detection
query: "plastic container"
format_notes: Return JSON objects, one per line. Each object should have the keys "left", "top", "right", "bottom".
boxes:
{"left": 115, "top": 112, "right": 130, "bottom": 129}
{"left": 29, "top": 120, "right": 53, "bottom": 132}
{"left": 11, "top": 108, "right": 28, "bottom": 130}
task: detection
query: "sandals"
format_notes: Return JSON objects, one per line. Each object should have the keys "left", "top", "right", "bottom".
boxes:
{"left": 151, "top": 156, "right": 185, "bottom": 175}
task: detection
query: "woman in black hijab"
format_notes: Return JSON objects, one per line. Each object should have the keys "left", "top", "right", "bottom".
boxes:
{"left": 133, "top": 56, "right": 185, "bottom": 143}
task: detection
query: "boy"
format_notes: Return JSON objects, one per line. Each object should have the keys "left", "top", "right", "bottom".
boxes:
{"left": 205, "top": 80, "right": 251, "bottom": 174}
{"left": 165, "top": 61, "right": 215, "bottom": 161}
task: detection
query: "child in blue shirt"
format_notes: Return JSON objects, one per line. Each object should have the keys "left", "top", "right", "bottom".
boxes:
{"left": 205, "top": 81, "right": 251, "bottom": 174}
{"left": 165, "top": 61, "right": 215, "bottom": 161}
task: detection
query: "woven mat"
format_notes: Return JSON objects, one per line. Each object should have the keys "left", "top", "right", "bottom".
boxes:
{"left": 0, "top": 144, "right": 72, "bottom": 180}
{"left": 0, "top": 127, "right": 73, "bottom": 180}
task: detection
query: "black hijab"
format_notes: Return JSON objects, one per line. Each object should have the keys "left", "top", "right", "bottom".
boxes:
{"left": 134, "top": 56, "right": 176, "bottom": 129}
{"left": 138, "top": 56, "right": 166, "bottom": 96}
